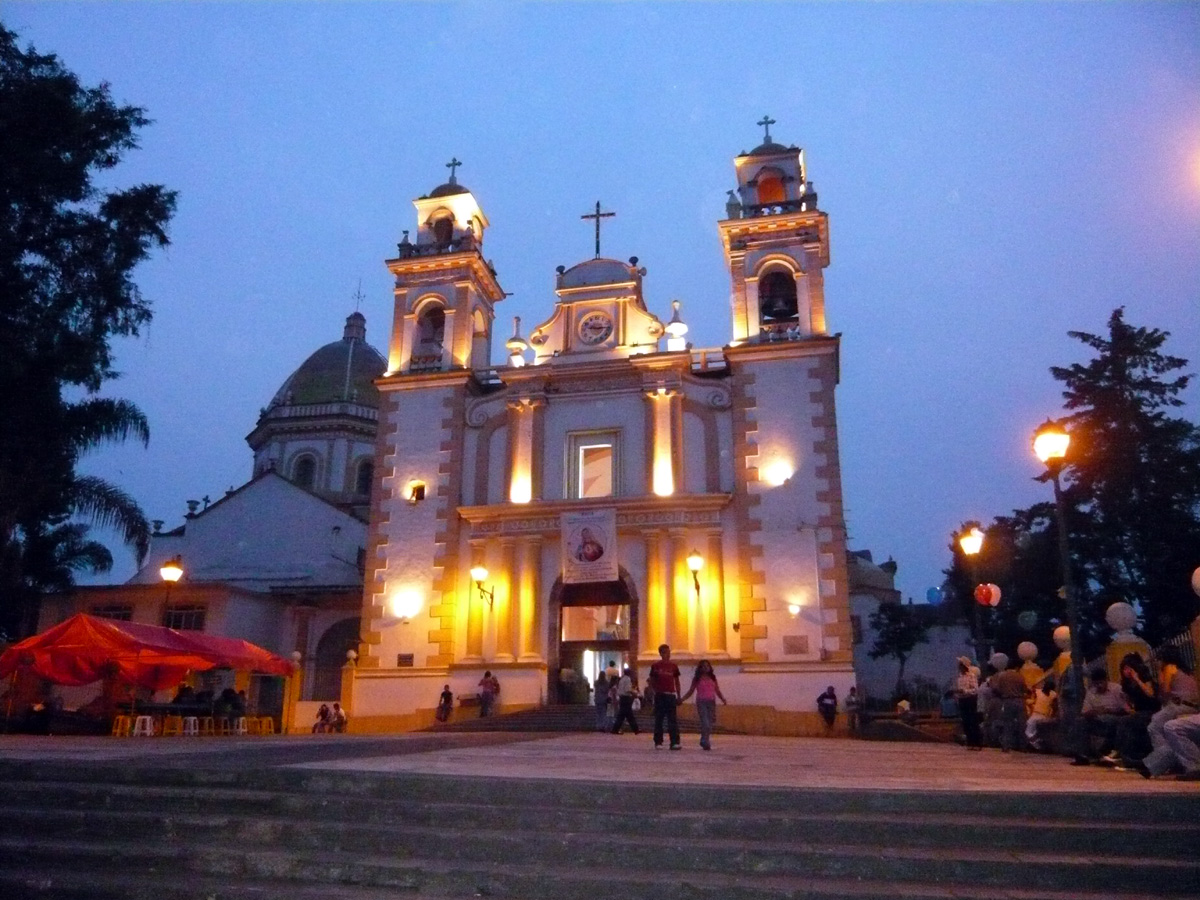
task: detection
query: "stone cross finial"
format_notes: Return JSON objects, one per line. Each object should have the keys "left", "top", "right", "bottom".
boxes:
{"left": 580, "top": 201, "right": 615, "bottom": 258}
{"left": 757, "top": 114, "right": 776, "bottom": 142}
{"left": 445, "top": 157, "right": 462, "bottom": 184}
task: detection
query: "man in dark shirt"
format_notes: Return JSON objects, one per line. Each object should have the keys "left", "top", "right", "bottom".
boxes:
{"left": 649, "top": 643, "right": 682, "bottom": 750}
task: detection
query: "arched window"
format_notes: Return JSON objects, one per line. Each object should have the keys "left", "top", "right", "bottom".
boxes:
{"left": 309, "top": 617, "right": 361, "bottom": 701}
{"left": 292, "top": 454, "right": 317, "bottom": 490}
{"left": 759, "top": 270, "right": 798, "bottom": 323}
{"left": 355, "top": 459, "right": 374, "bottom": 497}
{"left": 757, "top": 171, "right": 786, "bottom": 205}
{"left": 416, "top": 306, "right": 446, "bottom": 351}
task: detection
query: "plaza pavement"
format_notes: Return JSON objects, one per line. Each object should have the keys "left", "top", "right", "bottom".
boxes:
{"left": 2, "top": 731, "right": 1199, "bottom": 795}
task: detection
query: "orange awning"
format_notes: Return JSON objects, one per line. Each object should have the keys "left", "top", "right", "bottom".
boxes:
{"left": 0, "top": 613, "right": 294, "bottom": 690}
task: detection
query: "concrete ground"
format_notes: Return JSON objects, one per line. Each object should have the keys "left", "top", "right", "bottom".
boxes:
{"left": 2, "top": 731, "right": 1198, "bottom": 795}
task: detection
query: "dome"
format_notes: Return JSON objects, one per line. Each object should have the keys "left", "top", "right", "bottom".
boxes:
{"left": 428, "top": 181, "right": 469, "bottom": 198}
{"left": 558, "top": 257, "right": 635, "bottom": 289}
{"left": 270, "top": 313, "right": 387, "bottom": 408}
{"left": 746, "top": 141, "right": 794, "bottom": 157}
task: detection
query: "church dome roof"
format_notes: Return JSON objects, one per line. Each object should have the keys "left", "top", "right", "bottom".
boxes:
{"left": 746, "top": 141, "right": 793, "bottom": 157}
{"left": 429, "top": 181, "right": 469, "bottom": 198}
{"left": 558, "top": 257, "right": 635, "bottom": 289}
{"left": 270, "top": 313, "right": 387, "bottom": 408}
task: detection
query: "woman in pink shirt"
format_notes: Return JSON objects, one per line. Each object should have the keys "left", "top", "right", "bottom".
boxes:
{"left": 680, "top": 659, "right": 727, "bottom": 751}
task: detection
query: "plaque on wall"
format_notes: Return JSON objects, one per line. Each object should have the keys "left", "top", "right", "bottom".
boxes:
{"left": 782, "top": 635, "right": 810, "bottom": 656}
{"left": 397, "top": 654, "right": 415, "bottom": 668}
{"left": 561, "top": 508, "right": 618, "bottom": 584}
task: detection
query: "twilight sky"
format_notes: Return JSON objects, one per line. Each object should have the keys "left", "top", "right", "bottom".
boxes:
{"left": 7, "top": 2, "right": 1199, "bottom": 605}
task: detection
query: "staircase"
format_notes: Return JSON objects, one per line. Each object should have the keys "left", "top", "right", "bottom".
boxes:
{"left": 1, "top": 758, "right": 1198, "bottom": 899}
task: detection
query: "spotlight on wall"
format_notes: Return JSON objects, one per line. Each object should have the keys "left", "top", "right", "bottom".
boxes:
{"left": 761, "top": 459, "right": 794, "bottom": 487}
{"left": 787, "top": 603, "right": 801, "bottom": 617}
{"left": 405, "top": 480, "right": 426, "bottom": 505}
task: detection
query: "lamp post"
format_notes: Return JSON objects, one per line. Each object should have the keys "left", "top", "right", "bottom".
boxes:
{"left": 159, "top": 555, "right": 183, "bottom": 613}
{"left": 957, "top": 525, "right": 987, "bottom": 664}
{"left": 1033, "top": 419, "right": 1085, "bottom": 725}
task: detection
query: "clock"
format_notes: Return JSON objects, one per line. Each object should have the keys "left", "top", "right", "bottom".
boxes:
{"left": 578, "top": 311, "right": 614, "bottom": 345}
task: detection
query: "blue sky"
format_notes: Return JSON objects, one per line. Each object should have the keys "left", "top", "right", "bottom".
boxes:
{"left": 6, "top": 2, "right": 1199, "bottom": 605}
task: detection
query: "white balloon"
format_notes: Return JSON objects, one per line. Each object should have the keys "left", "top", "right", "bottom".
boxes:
{"left": 1017, "top": 641, "right": 1038, "bottom": 661}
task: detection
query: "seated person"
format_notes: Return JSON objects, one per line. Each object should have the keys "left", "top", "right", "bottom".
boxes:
{"left": 330, "top": 702, "right": 348, "bottom": 733}
{"left": 312, "top": 703, "right": 331, "bottom": 733}
{"left": 1076, "top": 668, "right": 1130, "bottom": 764}
{"left": 1025, "top": 678, "right": 1057, "bottom": 751}
{"left": 435, "top": 685, "right": 453, "bottom": 722}
{"left": 1109, "top": 653, "right": 1159, "bottom": 765}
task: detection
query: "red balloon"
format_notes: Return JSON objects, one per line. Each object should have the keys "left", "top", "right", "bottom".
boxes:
{"left": 987, "top": 583, "right": 1002, "bottom": 607}
{"left": 974, "top": 584, "right": 992, "bottom": 606}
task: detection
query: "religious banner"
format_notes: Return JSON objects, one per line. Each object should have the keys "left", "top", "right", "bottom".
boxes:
{"left": 561, "top": 508, "right": 618, "bottom": 584}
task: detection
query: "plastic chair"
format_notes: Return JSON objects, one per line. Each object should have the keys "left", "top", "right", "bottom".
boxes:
{"left": 245, "top": 717, "right": 262, "bottom": 736}
{"left": 161, "top": 715, "right": 184, "bottom": 737}
{"left": 111, "top": 715, "right": 133, "bottom": 737}
{"left": 231, "top": 716, "right": 249, "bottom": 736}
{"left": 182, "top": 716, "right": 200, "bottom": 736}
{"left": 199, "top": 716, "right": 216, "bottom": 736}
{"left": 257, "top": 717, "right": 275, "bottom": 736}
{"left": 132, "top": 715, "right": 155, "bottom": 737}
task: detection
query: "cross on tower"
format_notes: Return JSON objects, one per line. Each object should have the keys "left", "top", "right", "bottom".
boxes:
{"left": 445, "top": 156, "right": 462, "bottom": 184}
{"left": 757, "top": 114, "right": 776, "bottom": 143}
{"left": 580, "top": 201, "right": 615, "bottom": 258}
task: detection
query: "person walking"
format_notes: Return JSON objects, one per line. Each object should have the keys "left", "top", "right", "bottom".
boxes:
{"left": 593, "top": 670, "right": 610, "bottom": 731}
{"left": 679, "top": 660, "right": 727, "bottom": 750}
{"left": 955, "top": 657, "right": 983, "bottom": 750}
{"left": 648, "top": 643, "right": 682, "bottom": 750}
{"left": 611, "top": 666, "right": 640, "bottom": 735}
{"left": 478, "top": 671, "right": 499, "bottom": 717}
{"left": 845, "top": 686, "right": 861, "bottom": 735}
{"left": 816, "top": 686, "right": 838, "bottom": 732}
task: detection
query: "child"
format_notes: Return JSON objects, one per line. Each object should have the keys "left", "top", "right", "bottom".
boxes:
{"left": 1026, "top": 678, "right": 1057, "bottom": 751}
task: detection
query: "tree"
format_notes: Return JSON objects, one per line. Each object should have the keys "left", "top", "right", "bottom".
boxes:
{"left": 1049, "top": 308, "right": 1200, "bottom": 644}
{"left": 942, "top": 309, "right": 1200, "bottom": 655}
{"left": 868, "top": 602, "right": 931, "bottom": 699}
{"left": 0, "top": 26, "right": 175, "bottom": 637}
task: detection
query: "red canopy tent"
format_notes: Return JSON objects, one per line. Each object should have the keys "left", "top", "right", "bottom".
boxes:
{"left": 0, "top": 613, "right": 293, "bottom": 691}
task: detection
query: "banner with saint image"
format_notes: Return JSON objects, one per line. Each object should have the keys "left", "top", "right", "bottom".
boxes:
{"left": 561, "top": 508, "right": 618, "bottom": 584}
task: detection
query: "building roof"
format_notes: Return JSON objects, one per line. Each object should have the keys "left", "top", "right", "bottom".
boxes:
{"left": 428, "top": 181, "right": 469, "bottom": 198}
{"left": 269, "top": 313, "right": 386, "bottom": 407}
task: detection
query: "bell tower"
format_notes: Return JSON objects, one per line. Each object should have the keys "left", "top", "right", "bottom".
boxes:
{"left": 718, "top": 116, "right": 830, "bottom": 344}
{"left": 385, "top": 159, "right": 506, "bottom": 375}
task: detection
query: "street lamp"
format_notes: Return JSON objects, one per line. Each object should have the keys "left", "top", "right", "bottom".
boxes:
{"left": 159, "top": 556, "right": 183, "bottom": 584}
{"left": 1033, "top": 419, "right": 1086, "bottom": 729}
{"left": 686, "top": 550, "right": 704, "bottom": 599}
{"left": 957, "top": 526, "right": 987, "bottom": 663}
{"left": 470, "top": 565, "right": 495, "bottom": 609}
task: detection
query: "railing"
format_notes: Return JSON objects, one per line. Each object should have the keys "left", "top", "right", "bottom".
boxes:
{"left": 756, "top": 323, "right": 809, "bottom": 342}
{"left": 409, "top": 353, "right": 445, "bottom": 373}
{"left": 262, "top": 402, "right": 378, "bottom": 421}
{"left": 689, "top": 348, "right": 728, "bottom": 373}
{"left": 1155, "top": 618, "right": 1199, "bottom": 672}
{"left": 739, "top": 198, "right": 817, "bottom": 217}
{"left": 395, "top": 235, "right": 478, "bottom": 259}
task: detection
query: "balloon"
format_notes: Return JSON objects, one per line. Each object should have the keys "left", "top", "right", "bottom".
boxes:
{"left": 1053, "top": 625, "right": 1071, "bottom": 650}
{"left": 987, "top": 583, "right": 1002, "bottom": 607}
{"left": 1192, "top": 566, "right": 1200, "bottom": 599}
{"left": 1017, "top": 641, "right": 1038, "bottom": 661}
{"left": 1017, "top": 610, "right": 1039, "bottom": 631}
{"left": 926, "top": 587, "right": 942, "bottom": 604}
{"left": 974, "top": 584, "right": 992, "bottom": 606}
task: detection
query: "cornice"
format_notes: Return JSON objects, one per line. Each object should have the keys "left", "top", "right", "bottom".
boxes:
{"left": 724, "top": 334, "right": 840, "bottom": 364}
{"left": 459, "top": 493, "right": 732, "bottom": 536}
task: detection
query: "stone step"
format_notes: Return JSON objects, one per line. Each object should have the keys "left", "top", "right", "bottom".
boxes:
{"left": 0, "top": 863, "right": 1178, "bottom": 900}
{"left": 1, "top": 795, "right": 1195, "bottom": 860}
{"left": 2, "top": 838, "right": 1198, "bottom": 899}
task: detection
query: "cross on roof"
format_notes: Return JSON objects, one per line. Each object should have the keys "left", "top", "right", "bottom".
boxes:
{"left": 757, "top": 114, "right": 776, "bottom": 142}
{"left": 445, "top": 156, "right": 462, "bottom": 184}
{"left": 580, "top": 201, "right": 615, "bottom": 258}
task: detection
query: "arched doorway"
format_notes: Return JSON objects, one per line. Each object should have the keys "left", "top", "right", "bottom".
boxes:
{"left": 309, "top": 617, "right": 360, "bottom": 700}
{"left": 547, "top": 567, "right": 640, "bottom": 705}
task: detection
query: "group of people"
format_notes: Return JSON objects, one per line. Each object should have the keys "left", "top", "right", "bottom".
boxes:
{"left": 311, "top": 701, "right": 348, "bottom": 733}
{"left": 592, "top": 645, "right": 728, "bottom": 750}
{"left": 433, "top": 671, "right": 502, "bottom": 722}
{"left": 950, "top": 646, "right": 1200, "bottom": 778}
{"left": 814, "top": 685, "right": 861, "bottom": 733}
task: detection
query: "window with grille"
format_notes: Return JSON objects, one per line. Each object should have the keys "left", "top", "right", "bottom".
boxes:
{"left": 163, "top": 604, "right": 206, "bottom": 631}
{"left": 90, "top": 604, "right": 133, "bottom": 621}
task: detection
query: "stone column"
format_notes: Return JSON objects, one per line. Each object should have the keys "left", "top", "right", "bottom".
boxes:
{"left": 495, "top": 538, "right": 517, "bottom": 662}
{"left": 518, "top": 536, "right": 543, "bottom": 661}
{"left": 464, "top": 539, "right": 485, "bottom": 663}
{"left": 667, "top": 528, "right": 689, "bottom": 653}
{"left": 640, "top": 530, "right": 663, "bottom": 659}
{"left": 705, "top": 529, "right": 728, "bottom": 656}
{"left": 646, "top": 388, "right": 678, "bottom": 497}
{"left": 507, "top": 398, "right": 541, "bottom": 504}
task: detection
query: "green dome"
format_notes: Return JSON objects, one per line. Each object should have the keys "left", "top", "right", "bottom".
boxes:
{"left": 271, "top": 313, "right": 387, "bottom": 407}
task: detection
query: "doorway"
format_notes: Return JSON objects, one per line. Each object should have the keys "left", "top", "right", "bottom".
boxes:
{"left": 548, "top": 570, "right": 639, "bottom": 705}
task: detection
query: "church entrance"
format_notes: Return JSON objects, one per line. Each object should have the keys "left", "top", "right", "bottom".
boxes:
{"left": 549, "top": 572, "right": 638, "bottom": 706}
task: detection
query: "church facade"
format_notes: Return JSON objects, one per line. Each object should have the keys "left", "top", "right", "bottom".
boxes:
{"left": 351, "top": 126, "right": 856, "bottom": 734}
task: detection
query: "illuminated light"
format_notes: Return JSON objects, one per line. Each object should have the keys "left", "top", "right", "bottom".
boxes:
{"left": 470, "top": 564, "right": 488, "bottom": 584}
{"left": 1033, "top": 420, "right": 1070, "bottom": 464}
{"left": 761, "top": 459, "right": 794, "bottom": 487}
{"left": 509, "top": 473, "right": 532, "bottom": 504}
{"left": 686, "top": 550, "right": 704, "bottom": 574}
{"left": 651, "top": 389, "right": 675, "bottom": 497}
{"left": 390, "top": 588, "right": 424, "bottom": 620}
{"left": 787, "top": 603, "right": 801, "bottom": 617}
{"left": 405, "top": 480, "right": 426, "bottom": 504}
{"left": 665, "top": 299, "right": 688, "bottom": 352}
{"left": 958, "top": 526, "right": 984, "bottom": 557}
{"left": 159, "top": 556, "right": 184, "bottom": 583}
